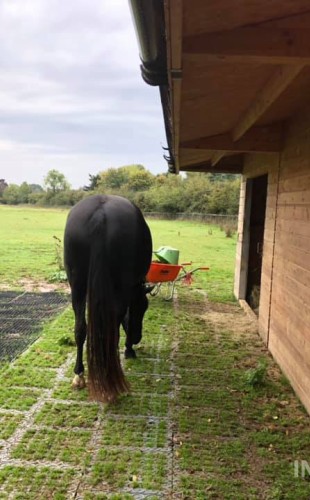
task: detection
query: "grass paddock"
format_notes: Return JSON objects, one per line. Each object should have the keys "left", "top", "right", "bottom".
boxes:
{"left": 0, "top": 204, "right": 236, "bottom": 301}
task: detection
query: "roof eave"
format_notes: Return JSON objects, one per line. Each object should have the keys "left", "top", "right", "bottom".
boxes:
{"left": 129, "top": 0, "right": 176, "bottom": 173}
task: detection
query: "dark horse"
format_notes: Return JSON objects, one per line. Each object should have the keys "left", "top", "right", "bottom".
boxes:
{"left": 64, "top": 194, "right": 152, "bottom": 402}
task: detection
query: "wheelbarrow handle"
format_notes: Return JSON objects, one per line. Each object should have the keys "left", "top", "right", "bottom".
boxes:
{"left": 180, "top": 262, "right": 192, "bottom": 266}
{"left": 187, "top": 266, "right": 210, "bottom": 274}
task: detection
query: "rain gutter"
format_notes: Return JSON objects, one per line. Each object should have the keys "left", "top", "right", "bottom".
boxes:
{"left": 129, "top": 0, "right": 167, "bottom": 86}
{"left": 129, "top": 0, "right": 176, "bottom": 172}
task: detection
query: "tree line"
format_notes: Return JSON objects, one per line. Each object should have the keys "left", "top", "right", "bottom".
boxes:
{"left": 0, "top": 165, "right": 241, "bottom": 215}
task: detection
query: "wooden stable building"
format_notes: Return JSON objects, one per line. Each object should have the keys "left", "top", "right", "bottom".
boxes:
{"left": 130, "top": 1, "right": 310, "bottom": 412}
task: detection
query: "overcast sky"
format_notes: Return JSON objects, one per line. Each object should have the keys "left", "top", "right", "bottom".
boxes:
{"left": 0, "top": 0, "right": 167, "bottom": 188}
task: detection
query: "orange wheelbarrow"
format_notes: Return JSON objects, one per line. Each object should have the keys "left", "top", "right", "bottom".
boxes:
{"left": 146, "top": 261, "right": 209, "bottom": 300}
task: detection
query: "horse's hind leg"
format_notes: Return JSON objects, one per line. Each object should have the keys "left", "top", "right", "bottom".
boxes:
{"left": 70, "top": 275, "right": 87, "bottom": 389}
{"left": 121, "top": 311, "right": 136, "bottom": 359}
{"left": 122, "top": 286, "right": 148, "bottom": 359}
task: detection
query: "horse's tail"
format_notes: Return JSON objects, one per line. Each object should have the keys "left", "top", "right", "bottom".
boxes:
{"left": 86, "top": 211, "right": 129, "bottom": 402}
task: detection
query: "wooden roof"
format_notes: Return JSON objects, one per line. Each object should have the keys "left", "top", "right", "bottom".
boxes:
{"left": 164, "top": 0, "right": 310, "bottom": 173}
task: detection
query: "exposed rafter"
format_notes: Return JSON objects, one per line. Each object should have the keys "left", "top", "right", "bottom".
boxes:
{"left": 169, "top": 0, "right": 183, "bottom": 70}
{"left": 233, "top": 65, "right": 303, "bottom": 141}
{"left": 180, "top": 154, "right": 244, "bottom": 174}
{"left": 183, "top": 27, "right": 310, "bottom": 65}
{"left": 211, "top": 151, "right": 226, "bottom": 166}
{"left": 181, "top": 123, "right": 283, "bottom": 153}
{"left": 182, "top": 166, "right": 242, "bottom": 173}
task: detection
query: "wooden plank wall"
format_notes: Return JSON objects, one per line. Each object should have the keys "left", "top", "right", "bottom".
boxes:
{"left": 268, "top": 108, "right": 310, "bottom": 412}
{"left": 235, "top": 106, "right": 310, "bottom": 412}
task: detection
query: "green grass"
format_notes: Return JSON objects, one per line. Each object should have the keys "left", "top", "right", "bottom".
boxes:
{"left": 101, "top": 417, "right": 167, "bottom": 448}
{"left": 3, "top": 366, "right": 56, "bottom": 389}
{"left": 91, "top": 448, "right": 167, "bottom": 490}
{"left": 52, "top": 380, "right": 92, "bottom": 402}
{"left": 0, "top": 467, "right": 75, "bottom": 499}
{"left": 0, "top": 205, "right": 68, "bottom": 287}
{"left": 1, "top": 206, "right": 310, "bottom": 498}
{"left": 0, "top": 205, "right": 236, "bottom": 301}
{"left": 170, "top": 294, "right": 310, "bottom": 499}
{"left": 0, "top": 386, "right": 41, "bottom": 411}
{"left": 0, "top": 289, "right": 309, "bottom": 498}
{"left": 12, "top": 428, "right": 92, "bottom": 465}
{"left": 35, "top": 401, "right": 100, "bottom": 428}
{"left": 0, "top": 414, "right": 24, "bottom": 440}
{"left": 106, "top": 393, "right": 169, "bottom": 417}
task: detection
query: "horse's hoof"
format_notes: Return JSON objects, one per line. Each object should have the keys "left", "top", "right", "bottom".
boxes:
{"left": 125, "top": 348, "right": 136, "bottom": 359}
{"left": 72, "top": 374, "right": 86, "bottom": 389}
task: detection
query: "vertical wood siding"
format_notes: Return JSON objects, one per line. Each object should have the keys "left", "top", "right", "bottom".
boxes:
{"left": 269, "top": 110, "right": 310, "bottom": 412}
{"left": 235, "top": 107, "right": 310, "bottom": 412}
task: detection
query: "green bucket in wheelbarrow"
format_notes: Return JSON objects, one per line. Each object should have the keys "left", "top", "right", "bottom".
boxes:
{"left": 154, "top": 246, "right": 179, "bottom": 265}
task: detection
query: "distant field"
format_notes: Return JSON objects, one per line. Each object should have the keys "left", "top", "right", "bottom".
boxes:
{"left": 0, "top": 205, "right": 237, "bottom": 301}
{"left": 0, "top": 205, "right": 68, "bottom": 288}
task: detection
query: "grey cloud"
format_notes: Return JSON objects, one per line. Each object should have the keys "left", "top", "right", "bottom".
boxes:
{"left": 0, "top": 0, "right": 167, "bottom": 186}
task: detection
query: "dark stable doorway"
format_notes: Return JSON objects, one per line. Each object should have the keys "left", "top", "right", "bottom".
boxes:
{"left": 246, "top": 174, "right": 268, "bottom": 312}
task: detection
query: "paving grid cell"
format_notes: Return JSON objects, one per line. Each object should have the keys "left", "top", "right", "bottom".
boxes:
{"left": 0, "top": 291, "right": 69, "bottom": 361}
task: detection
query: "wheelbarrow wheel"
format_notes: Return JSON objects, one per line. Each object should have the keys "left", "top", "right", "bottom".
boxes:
{"left": 163, "top": 281, "right": 177, "bottom": 301}
{"left": 150, "top": 283, "right": 161, "bottom": 297}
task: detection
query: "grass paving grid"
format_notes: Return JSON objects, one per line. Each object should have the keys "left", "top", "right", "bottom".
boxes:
{"left": 0, "top": 300, "right": 175, "bottom": 499}
{"left": 0, "top": 291, "right": 309, "bottom": 498}
{"left": 0, "top": 291, "right": 69, "bottom": 362}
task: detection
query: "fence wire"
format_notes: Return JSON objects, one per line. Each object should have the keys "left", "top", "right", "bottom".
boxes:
{"left": 144, "top": 212, "right": 238, "bottom": 225}
{"left": 0, "top": 291, "right": 69, "bottom": 362}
